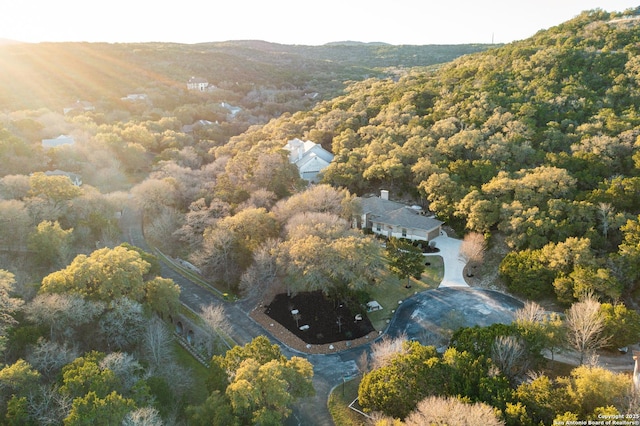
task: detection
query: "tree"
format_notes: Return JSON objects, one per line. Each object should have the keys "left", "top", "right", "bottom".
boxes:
{"left": 24, "top": 293, "right": 105, "bottom": 342}
{"left": 226, "top": 356, "right": 314, "bottom": 425}
{"left": 386, "top": 238, "right": 425, "bottom": 288}
{"left": 358, "top": 342, "right": 443, "bottom": 419}
{"left": 144, "top": 277, "right": 180, "bottom": 318}
{"left": 0, "top": 199, "right": 31, "bottom": 250}
{"left": 499, "top": 250, "right": 555, "bottom": 298}
{"left": 204, "top": 336, "right": 313, "bottom": 425}
{"left": 565, "top": 295, "right": 609, "bottom": 364}
{"left": 98, "top": 298, "right": 146, "bottom": 352}
{"left": 27, "top": 338, "right": 78, "bottom": 380}
{"left": 28, "top": 172, "right": 82, "bottom": 207}
{"left": 130, "top": 178, "right": 178, "bottom": 216}
{"left": 569, "top": 266, "right": 623, "bottom": 301}
{"left": 60, "top": 352, "right": 118, "bottom": 399}
{"left": 403, "top": 395, "right": 505, "bottom": 426}
{"left": 599, "top": 303, "right": 640, "bottom": 349}
{"left": 193, "top": 226, "right": 249, "bottom": 289}
{"left": 122, "top": 407, "right": 164, "bottom": 426}
{"left": 186, "top": 391, "right": 238, "bottom": 426}
{"left": 141, "top": 318, "right": 174, "bottom": 372}
{"left": 200, "top": 303, "right": 230, "bottom": 357}
{"left": 557, "top": 365, "right": 632, "bottom": 419}
{"left": 491, "top": 335, "right": 528, "bottom": 383}
{"left": 369, "top": 334, "right": 408, "bottom": 370}
{"left": 27, "top": 220, "right": 73, "bottom": 269}
{"left": 0, "top": 270, "right": 22, "bottom": 354}
{"left": 515, "top": 301, "right": 565, "bottom": 362}
{"left": 40, "top": 246, "right": 150, "bottom": 302}
{"left": 459, "top": 232, "right": 487, "bottom": 269}
{"left": 64, "top": 391, "right": 136, "bottom": 426}
{"left": 0, "top": 359, "right": 41, "bottom": 399}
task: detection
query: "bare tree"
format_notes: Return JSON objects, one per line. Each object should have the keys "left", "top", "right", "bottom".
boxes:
{"left": 404, "top": 395, "right": 505, "bottom": 426}
{"left": 27, "top": 338, "right": 78, "bottom": 380}
{"left": 99, "top": 352, "right": 143, "bottom": 393}
{"left": 122, "top": 407, "right": 164, "bottom": 426}
{"left": 200, "top": 303, "right": 230, "bottom": 356}
{"left": 26, "top": 384, "right": 72, "bottom": 426}
{"left": 0, "top": 270, "right": 23, "bottom": 353}
{"left": 141, "top": 318, "right": 174, "bottom": 371}
{"left": 98, "top": 297, "right": 145, "bottom": 351}
{"left": 491, "top": 335, "right": 529, "bottom": 382}
{"left": 459, "top": 232, "right": 487, "bottom": 273}
{"left": 24, "top": 293, "right": 104, "bottom": 342}
{"left": 356, "top": 351, "right": 370, "bottom": 375}
{"left": 370, "top": 334, "right": 408, "bottom": 370}
{"left": 515, "top": 301, "right": 545, "bottom": 323}
{"left": 598, "top": 202, "right": 614, "bottom": 240}
{"left": 239, "top": 239, "right": 281, "bottom": 298}
{"left": 565, "top": 294, "right": 610, "bottom": 364}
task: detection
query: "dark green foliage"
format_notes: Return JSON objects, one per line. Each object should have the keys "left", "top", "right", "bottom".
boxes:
{"left": 119, "top": 243, "right": 161, "bottom": 278}
{"left": 499, "top": 251, "right": 556, "bottom": 298}
{"left": 450, "top": 323, "right": 517, "bottom": 358}
{"left": 357, "top": 341, "right": 513, "bottom": 420}
{"left": 385, "top": 237, "right": 426, "bottom": 288}
{"left": 146, "top": 376, "right": 174, "bottom": 418}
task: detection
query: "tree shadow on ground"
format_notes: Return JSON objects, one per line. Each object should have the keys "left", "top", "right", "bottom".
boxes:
{"left": 265, "top": 291, "right": 374, "bottom": 344}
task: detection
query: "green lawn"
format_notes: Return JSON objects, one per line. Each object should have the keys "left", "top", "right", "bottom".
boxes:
{"left": 171, "top": 340, "right": 210, "bottom": 405}
{"left": 366, "top": 255, "right": 444, "bottom": 331}
{"left": 328, "top": 377, "right": 367, "bottom": 426}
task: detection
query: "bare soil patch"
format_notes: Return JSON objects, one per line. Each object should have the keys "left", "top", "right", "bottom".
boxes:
{"left": 265, "top": 291, "right": 375, "bottom": 345}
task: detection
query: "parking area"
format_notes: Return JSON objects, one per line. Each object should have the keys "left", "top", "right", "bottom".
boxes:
{"left": 387, "top": 287, "right": 524, "bottom": 344}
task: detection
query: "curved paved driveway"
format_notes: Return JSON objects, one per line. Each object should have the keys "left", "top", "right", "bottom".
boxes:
{"left": 426, "top": 232, "right": 468, "bottom": 288}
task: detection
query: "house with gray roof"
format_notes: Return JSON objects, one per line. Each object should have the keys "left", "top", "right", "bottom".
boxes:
{"left": 357, "top": 190, "right": 442, "bottom": 242}
{"left": 283, "top": 138, "right": 334, "bottom": 183}
{"left": 42, "top": 135, "right": 75, "bottom": 149}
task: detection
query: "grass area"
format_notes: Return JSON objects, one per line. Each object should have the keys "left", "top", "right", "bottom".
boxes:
{"left": 171, "top": 340, "right": 210, "bottom": 406}
{"left": 367, "top": 255, "right": 444, "bottom": 331}
{"left": 328, "top": 377, "right": 367, "bottom": 426}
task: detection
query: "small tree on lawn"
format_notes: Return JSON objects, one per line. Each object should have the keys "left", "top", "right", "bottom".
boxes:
{"left": 386, "top": 238, "right": 425, "bottom": 288}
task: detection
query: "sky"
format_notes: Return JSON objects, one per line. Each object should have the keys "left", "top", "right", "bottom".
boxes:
{"left": 1, "top": 1, "right": 639, "bottom": 46}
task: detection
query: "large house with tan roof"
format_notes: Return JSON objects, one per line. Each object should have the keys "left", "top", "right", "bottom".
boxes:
{"left": 356, "top": 190, "right": 443, "bottom": 242}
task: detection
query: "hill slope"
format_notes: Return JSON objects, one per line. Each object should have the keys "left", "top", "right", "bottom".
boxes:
{"left": 0, "top": 41, "right": 491, "bottom": 111}
{"left": 217, "top": 8, "right": 640, "bottom": 302}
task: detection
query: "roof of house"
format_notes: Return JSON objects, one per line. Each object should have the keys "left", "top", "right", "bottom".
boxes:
{"left": 360, "top": 196, "right": 443, "bottom": 231}
{"left": 284, "top": 138, "right": 334, "bottom": 165}
{"left": 41, "top": 135, "right": 75, "bottom": 148}
{"left": 44, "top": 170, "right": 82, "bottom": 185}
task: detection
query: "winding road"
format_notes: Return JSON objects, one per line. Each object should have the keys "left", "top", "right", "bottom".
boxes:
{"left": 120, "top": 207, "right": 524, "bottom": 425}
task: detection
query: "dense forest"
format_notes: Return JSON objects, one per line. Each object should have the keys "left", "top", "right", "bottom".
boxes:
{"left": 1, "top": 6, "right": 640, "bottom": 425}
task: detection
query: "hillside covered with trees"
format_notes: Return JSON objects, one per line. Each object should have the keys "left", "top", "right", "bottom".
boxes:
{"left": 218, "top": 8, "right": 640, "bottom": 306}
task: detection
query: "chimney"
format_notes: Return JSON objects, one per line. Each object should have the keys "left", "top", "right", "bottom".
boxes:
{"left": 380, "top": 190, "right": 389, "bottom": 200}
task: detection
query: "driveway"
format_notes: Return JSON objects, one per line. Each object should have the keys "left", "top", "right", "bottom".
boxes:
{"left": 426, "top": 231, "right": 468, "bottom": 288}
{"left": 387, "top": 287, "right": 524, "bottom": 344}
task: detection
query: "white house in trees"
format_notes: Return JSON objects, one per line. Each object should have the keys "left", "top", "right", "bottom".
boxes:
{"left": 357, "top": 190, "right": 443, "bottom": 242}
{"left": 187, "top": 77, "right": 209, "bottom": 91}
{"left": 41, "top": 135, "right": 75, "bottom": 149}
{"left": 283, "top": 138, "right": 334, "bottom": 183}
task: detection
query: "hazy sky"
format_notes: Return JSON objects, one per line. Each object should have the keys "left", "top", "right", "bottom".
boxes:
{"left": 2, "top": 1, "right": 638, "bottom": 45}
